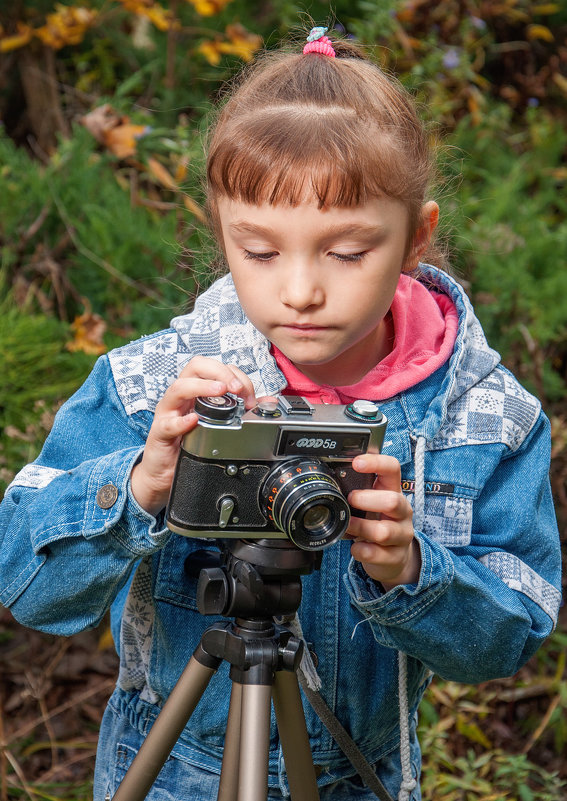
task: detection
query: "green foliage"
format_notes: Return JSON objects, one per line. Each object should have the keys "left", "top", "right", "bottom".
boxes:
{"left": 443, "top": 104, "right": 567, "bottom": 401}
{"left": 0, "top": 126, "right": 198, "bottom": 328}
{"left": 420, "top": 745, "right": 565, "bottom": 801}
{"left": 0, "top": 288, "right": 96, "bottom": 490}
{"left": 418, "top": 656, "right": 567, "bottom": 800}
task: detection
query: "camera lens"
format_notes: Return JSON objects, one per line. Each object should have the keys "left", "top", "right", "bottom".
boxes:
{"left": 303, "top": 504, "right": 331, "bottom": 532}
{"left": 261, "top": 458, "right": 350, "bottom": 551}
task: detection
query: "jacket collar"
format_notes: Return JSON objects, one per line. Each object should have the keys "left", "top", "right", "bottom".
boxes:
{"left": 170, "top": 264, "right": 500, "bottom": 433}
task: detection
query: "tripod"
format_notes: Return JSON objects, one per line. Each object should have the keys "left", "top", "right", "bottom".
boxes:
{"left": 111, "top": 539, "right": 323, "bottom": 801}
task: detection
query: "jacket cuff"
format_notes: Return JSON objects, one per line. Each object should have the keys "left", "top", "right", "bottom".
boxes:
{"left": 84, "top": 447, "right": 171, "bottom": 553}
{"left": 33, "top": 447, "right": 170, "bottom": 556}
{"left": 344, "top": 531, "right": 455, "bottom": 644}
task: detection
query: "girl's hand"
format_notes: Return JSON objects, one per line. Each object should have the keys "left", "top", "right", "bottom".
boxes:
{"left": 131, "top": 357, "right": 257, "bottom": 517}
{"left": 347, "top": 454, "right": 421, "bottom": 590}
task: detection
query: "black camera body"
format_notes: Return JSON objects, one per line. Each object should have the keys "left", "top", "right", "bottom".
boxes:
{"left": 166, "top": 394, "right": 387, "bottom": 551}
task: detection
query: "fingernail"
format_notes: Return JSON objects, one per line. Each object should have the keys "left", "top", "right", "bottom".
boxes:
{"left": 229, "top": 379, "right": 242, "bottom": 392}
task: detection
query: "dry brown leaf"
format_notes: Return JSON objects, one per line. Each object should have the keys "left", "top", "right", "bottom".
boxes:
{"left": 147, "top": 157, "right": 178, "bottom": 190}
{"left": 67, "top": 310, "right": 107, "bottom": 355}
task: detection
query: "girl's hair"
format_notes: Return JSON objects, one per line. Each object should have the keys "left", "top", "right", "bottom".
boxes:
{"left": 206, "top": 36, "right": 440, "bottom": 264}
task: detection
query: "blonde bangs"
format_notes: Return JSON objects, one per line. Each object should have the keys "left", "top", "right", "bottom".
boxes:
{"left": 207, "top": 108, "right": 412, "bottom": 211}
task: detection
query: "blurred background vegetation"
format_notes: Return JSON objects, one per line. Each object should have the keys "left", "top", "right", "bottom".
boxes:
{"left": 0, "top": 1, "right": 566, "bottom": 798}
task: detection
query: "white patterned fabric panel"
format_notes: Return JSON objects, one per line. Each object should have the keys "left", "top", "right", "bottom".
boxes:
{"left": 432, "top": 367, "right": 540, "bottom": 451}
{"left": 117, "top": 558, "right": 159, "bottom": 704}
{"left": 406, "top": 492, "right": 473, "bottom": 547}
{"left": 479, "top": 552, "right": 561, "bottom": 622}
{"left": 7, "top": 464, "right": 65, "bottom": 491}
{"left": 108, "top": 332, "right": 192, "bottom": 416}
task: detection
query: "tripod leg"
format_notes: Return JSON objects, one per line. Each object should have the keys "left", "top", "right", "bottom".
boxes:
{"left": 217, "top": 682, "right": 243, "bottom": 801}
{"left": 112, "top": 656, "right": 217, "bottom": 801}
{"left": 273, "top": 672, "right": 320, "bottom": 801}
{"left": 236, "top": 683, "right": 272, "bottom": 801}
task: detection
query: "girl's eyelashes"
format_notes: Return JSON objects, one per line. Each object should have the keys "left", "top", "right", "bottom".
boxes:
{"left": 329, "top": 251, "right": 368, "bottom": 263}
{"left": 243, "top": 249, "right": 278, "bottom": 262}
{"left": 242, "top": 249, "right": 368, "bottom": 263}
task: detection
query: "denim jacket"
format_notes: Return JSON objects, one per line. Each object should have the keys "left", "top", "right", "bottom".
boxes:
{"left": 1, "top": 265, "right": 561, "bottom": 797}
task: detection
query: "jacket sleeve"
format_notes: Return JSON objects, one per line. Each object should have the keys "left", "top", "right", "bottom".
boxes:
{"left": 0, "top": 356, "right": 170, "bottom": 635}
{"left": 345, "top": 411, "right": 562, "bottom": 683}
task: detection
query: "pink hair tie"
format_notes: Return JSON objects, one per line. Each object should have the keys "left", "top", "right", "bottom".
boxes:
{"left": 303, "top": 26, "right": 336, "bottom": 58}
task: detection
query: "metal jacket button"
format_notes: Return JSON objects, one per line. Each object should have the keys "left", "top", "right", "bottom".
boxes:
{"left": 96, "top": 483, "right": 118, "bottom": 509}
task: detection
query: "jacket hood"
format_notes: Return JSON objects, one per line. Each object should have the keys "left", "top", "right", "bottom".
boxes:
{"left": 170, "top": 264, "right": 501, "bottom": 440}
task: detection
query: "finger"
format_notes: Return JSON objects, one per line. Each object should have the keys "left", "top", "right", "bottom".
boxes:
{"left": 350, "top": 539, "right": 407, "bottom": 567}
{"left": 348, "top": 488, "right": 412, "bottom": 521}
{"left": 347, "top": 515, "right": 413, "bottom": 547}
{"left": 352, "top": 454, "right": 402, "bottom": 493}
{"left": 224, "top": 365, "right": 257, "bottom": 407}
{"left": 150, "top": 411, "right": 199, "bottom": 443}
{"left": 158, "top": 378, "right": 227, "bottom": 415}
{"left": 179, "top": 357, "right": 256, "bottom": 406}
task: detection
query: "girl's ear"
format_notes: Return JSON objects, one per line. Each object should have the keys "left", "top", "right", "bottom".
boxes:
{"left": 406, "top": 201, "right": 439, "bottom": 269}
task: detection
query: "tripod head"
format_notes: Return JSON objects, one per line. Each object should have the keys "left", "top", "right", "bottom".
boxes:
{"left": 191, "top": 538, "right": 323, "bottom": 620}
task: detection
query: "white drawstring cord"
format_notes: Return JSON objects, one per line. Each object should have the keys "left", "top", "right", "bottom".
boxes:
{"left": 396, "top": 434, "right": 426, "bottom": 801}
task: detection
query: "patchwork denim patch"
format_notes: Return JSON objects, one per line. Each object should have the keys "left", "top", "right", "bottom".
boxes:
{"left": 432, "top": 366, "right": 540, "bottom": 451}
{"left": 479, "top": 551, "right": 561, "bottom": 621}
{"left": 109, "top": 274, "right": 286, "bottom": 415}
{"left": 8, "top": 464, "right": 65, "bottom": 490}
{"left": 406, "top": 492, "right": 473, "bottom": 546}
{"left": 117, "top": 558, "right": 159, "bottom": 704}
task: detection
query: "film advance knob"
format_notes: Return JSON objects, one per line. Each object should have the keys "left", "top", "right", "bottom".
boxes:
{"left": 194, "top": 394, "right": 238, "bottom": 422}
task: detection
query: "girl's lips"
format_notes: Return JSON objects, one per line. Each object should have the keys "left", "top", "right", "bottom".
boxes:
{"left": 282, "top": 323, "right": 330, "bottom": 331}
{"left": 280, "top": 324, "right": 329, "bottom": 337}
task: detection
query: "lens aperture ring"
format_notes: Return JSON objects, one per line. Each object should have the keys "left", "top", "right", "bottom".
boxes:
{"left": 262, "top": 459, "right": 350, "bottom": 550}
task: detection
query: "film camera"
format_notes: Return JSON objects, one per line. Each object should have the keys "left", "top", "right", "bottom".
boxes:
{"left": 166, "top": 394, "right": 387, "bottom": 551}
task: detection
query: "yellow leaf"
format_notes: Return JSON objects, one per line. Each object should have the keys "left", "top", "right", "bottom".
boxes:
{"left": 104, "top": 122, "right": 151, "bottom": 158}
{"left": 526, "top": 23, "right": 554, "bottom": 41}
{"left": 147, "top": 157, "right": 178, "bottom": 190}
{"left": 118, "top": 0, "right": 179, "bottom": 31}
{"left": 552, "top": 72, "right": 567, "bottom": 95}
{"left": 35, "top": 5, "right": 98, "bottom": 50}
{"left": 146, "top": 6, "right": 179, "bottom": 31}
{"left": 199, "top": 24, "right": 262, "bottom": 65}
{"left": 198, "top": 40, "right": 223, "bottom": 65}
{"left": 67, "top": 310, "right": 107, "bottom": 355}
{"left": 225, "top": 23, "right": 262, "bottom": 61}
{"left": 533, "top": 4, "right": 561, "bottom": 13}
{"left": 185, "top": 0, "right": 233, "bottom": 16}
{"left": 456, "top": 716, "right": 492, "bottom": 748}
{"left": 174, "top": 157, "right": 189, "bottom": 184}
{"left": 0, "top": 23, "right": 33, "bottom": 52}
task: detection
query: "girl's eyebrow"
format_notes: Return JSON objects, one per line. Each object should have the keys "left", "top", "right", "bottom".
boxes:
{"left": 228, "top": 220, "right": 277, "bottom": 236}
{"left": 228, "top": 220, "right": 385, "bottom": 240}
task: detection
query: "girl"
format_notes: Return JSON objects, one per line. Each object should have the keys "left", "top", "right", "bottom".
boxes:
{"left": 0, "top": 29, "right": 561, "bottom": 801}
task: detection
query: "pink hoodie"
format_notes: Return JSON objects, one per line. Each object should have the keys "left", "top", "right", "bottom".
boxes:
{"left": 272, "top": 273, "right": 459, "bottom": 404}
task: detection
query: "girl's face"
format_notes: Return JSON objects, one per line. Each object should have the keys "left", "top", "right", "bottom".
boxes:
{"left": 217, "top": 195, "right": 434, "bottom": 386}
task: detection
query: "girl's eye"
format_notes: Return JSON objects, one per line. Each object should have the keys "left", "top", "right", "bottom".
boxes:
{"left": 329, "top": 251, "right": 367, "bottom": 263}
{"left": 243, "top": 250, "right": 278, "bottom": 262}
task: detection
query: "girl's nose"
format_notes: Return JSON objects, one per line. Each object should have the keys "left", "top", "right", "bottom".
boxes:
{"left": 280, "top": 266, "right": 324, "bottom": 311}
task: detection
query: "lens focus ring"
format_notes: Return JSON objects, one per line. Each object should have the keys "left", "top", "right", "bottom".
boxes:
{"left": 261, "top": 458, "right": 350, "bottom": 551}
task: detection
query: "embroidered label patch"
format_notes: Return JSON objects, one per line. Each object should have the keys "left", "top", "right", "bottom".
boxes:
{"left": 402, "top": 480, "right": 455, "bottom": 495}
